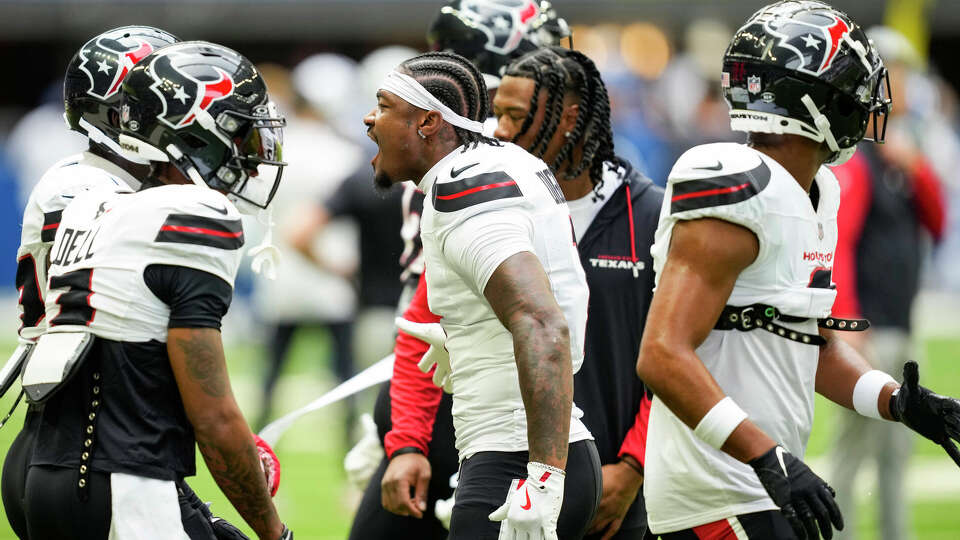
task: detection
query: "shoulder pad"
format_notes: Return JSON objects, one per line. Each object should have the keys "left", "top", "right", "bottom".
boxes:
{"left": 431, "top": 144, "right": 530, "bottom": 213}
{"left": 667, "top": 143, "right": 770, "bottom": 215}
{"left": 146, "top": 185, "right": 244, "bottom": 251}
{"left": 32, "top": 155, "right": 132, "bottom": 214}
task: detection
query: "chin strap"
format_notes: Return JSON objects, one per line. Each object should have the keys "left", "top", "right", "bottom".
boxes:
{"left": 800, "top": 94, "right": 840, "bottom": 155}
{"left": 77, "top": 117, "right": 151, "bottom": 165}
{"left": 800, "top": 94, "right": 858, "bottom": 166}
{"left": 248, "top": 207, "right": 280, "bottom": 280}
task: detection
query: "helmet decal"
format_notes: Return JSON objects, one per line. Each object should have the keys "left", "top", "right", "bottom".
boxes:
{"left": 148, "top": 53, "right": 235, "bottom": 129}
{"left": 78, "top": 37, "right": 154, "bottom": 99}
{"left": 765, "top": 12, "right": 852, "bottom": 76}
{"left": 446, "top": 0, "right": 539, "bottom": 55}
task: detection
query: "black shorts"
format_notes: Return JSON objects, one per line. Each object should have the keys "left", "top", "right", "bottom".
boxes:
{"left": 657, "top": 510, "right": 796, "bottom": 540}
{"left": 1, "top": 407, "right": 40, "bottom": 538}
{"left": 449, "top": 439, "right": 602, "bottom": 540}
{"left": 10, "top": 464, "right": 226, "bottom": 540}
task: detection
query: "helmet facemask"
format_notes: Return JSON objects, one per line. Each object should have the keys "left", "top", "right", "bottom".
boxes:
{"left": 212, "top": 102, "right": 287, "bottom": 213}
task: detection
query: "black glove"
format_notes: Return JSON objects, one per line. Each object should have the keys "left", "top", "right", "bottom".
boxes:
{"left": 176, "top": 480, "right": 251, "bottom": 540}
{"left": 749, "top": 445, "right": 843, "bottom": 540}
{"left": 211, "top": 517, "right": 252, "bottom": 540}
{"left": 890, "top": 361, "right": 960, "bottom": 467}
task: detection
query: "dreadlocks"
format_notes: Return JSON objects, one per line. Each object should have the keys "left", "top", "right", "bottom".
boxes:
{"left": 399, "top": 51, "right": 499, "bottom": 148}
{"left": 504, "top": 46, "right": 625, "bottom": 188}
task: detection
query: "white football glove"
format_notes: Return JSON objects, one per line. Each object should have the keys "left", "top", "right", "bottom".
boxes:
{"left": 343, "top": 414, "right": 385, "bottom": 491}
{"left": 434, "top": 493, "right": 455, "bottom": 530}
{"left": 489, "top": 462, "right": 565, "bottom": 540}
{"left": 434, "top": 471, "right": 459, "bottom": 530}
{"left": 394, "top": 317, "right": 453, "bottom": 393}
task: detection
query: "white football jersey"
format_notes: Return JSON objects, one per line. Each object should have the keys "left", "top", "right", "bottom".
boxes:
{"left": 44, "top": 184, "right": 244, "bottom": 343}
{"left": 644, "top": 143, "right": 841, "bottom": 533}
{"left": 418, "top": 142, "right": 592, "bottom": 460}
{"left": 16, "top": 152, "right": 137, "bottom": 341}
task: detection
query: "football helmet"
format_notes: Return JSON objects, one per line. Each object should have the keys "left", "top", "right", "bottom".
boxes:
{"left": 722, "top": 1, "right": 892, "bottom": 165}
{"left": 427, "top": 0, "right": 570, "bottom": 88}
{"left": 64, "top": 26, "right": 179, "bottom": 161}
{"left": 117, "top": 41, "right": 286, "bottom": 212}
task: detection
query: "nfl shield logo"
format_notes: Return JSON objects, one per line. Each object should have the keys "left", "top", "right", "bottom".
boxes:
{"left": 748, "top": 75, "right": 762, "bottom": 94}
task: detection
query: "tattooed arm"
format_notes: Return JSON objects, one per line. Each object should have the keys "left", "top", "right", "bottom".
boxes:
{"left": 168, "top": 327, "right": 284, "bottom": 540}
{"left": 485, "top": 251, "right": 572, "bottom": 469}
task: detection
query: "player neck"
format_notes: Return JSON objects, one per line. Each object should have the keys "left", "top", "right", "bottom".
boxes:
{"left": 88, "top": 143, "right": 150, "bottom": 181}
{"left": 748, "top": 135, "right": 824, "bottom": 193}
{"left": 416, "top": 129, "right": 464, "bottom": 180}
{"left": 559, "top": 167, "right": 594, "bottom": 201}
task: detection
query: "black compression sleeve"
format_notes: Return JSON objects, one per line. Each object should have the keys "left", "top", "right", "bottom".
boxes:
{"left": 143, "top": 264, "right": 233, "bottom": 330}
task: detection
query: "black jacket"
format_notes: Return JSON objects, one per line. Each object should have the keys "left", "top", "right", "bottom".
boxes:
{"left": 573, "top": 163, "right": 663, "bottom": 530}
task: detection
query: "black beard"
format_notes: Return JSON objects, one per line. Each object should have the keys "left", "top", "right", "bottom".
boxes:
{"left": 373, "top": 170, "right": 395, "bottom": 195}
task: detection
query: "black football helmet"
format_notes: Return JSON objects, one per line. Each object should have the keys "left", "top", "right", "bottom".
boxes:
{"left": 427, "top": 0, "right": 570, "bottom": 88}
{"left": 722, "top": 1, "right": 892, "bottom": 165}
{"left": 64, "top": 26, "right": 179, "bottom": 160}
{"left": 117, "top": 41, "right": 286, "bottom": 212}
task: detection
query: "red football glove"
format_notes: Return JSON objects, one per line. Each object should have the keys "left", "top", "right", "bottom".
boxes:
{"left": 253, "top": 434, "right": 281, "bottom": 497}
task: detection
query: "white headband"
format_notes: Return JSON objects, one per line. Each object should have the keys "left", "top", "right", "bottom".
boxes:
{"left": 379, "top": 71, "right": 485, "bottom": 133}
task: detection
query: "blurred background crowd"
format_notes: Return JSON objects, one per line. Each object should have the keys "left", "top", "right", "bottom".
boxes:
{"left": 0, "top": 0, "right": 959, "bottom": 538}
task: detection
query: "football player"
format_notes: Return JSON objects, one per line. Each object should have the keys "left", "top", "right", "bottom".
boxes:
{"left": 636, "top": 2, "right": 960, "bottom": 539}
{"left": 364, "top": 51, "right": 599, "bottom": 539}
{"left": 1, "top": 25, "right": 181, "bottom": 537}
{"left": 12, "top": 41, "right": 290, "bottom": 539}
{"left": 350, "top": 3, "right": 571, "bottom": 539}
{"left": 382, "top": 45, "right": 665, "bottom": 540}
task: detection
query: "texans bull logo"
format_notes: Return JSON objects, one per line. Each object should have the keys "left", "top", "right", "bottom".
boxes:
{"left": 765, "top": 11, "right": 852, "bottom": 76}
{"left": 456, "top": 0, "right": 538, "bottom": 55}
{"left": 78, "top": 37, "right": 154, "bottom": 99}
{"left": 148, "top": 53, "right": 234, "bottom": 129}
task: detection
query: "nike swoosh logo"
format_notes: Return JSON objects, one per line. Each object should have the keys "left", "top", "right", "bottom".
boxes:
{"left": 520, "top": 488, "right": 532, "bottom": 510}
{"left": 199, "top": 202, "right": 229, "bottom": 215}
{"left": 775, "top": 446, "right": 788, "bottom": 477}
{"left": 451, "top": 162, "right": 479, "bottom": 178}
{"left": 694, "top": 161, "right": 723, "bottom": 171}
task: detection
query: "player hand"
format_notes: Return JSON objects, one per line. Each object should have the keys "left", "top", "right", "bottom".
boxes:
{"left": 395, "top": 317, "right": 453, "bottom": 393}
{"left": 890, "top": 361, "right": 960, "bottom": 467}
{"left": 587, "top": 460, "right": 643, "bottom": 539}
{"left": 749, "top": 446, "right": 843, "bottom": 540}
{"left": 489, "top": 462, "right": 565, "bottom": 540}
{"left": 382, "top": 451, "right": 432, "bottom": 518}
{"left": 253, "top": 434, "right": 281, "bottom": 497}
{"left": 175, "top": 480, "right": 251, "bottom": 540}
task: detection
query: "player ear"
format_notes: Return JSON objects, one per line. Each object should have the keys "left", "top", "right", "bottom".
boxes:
{"left": 418, "top": 110, "right": 445, "bottom": 138}
{"left": 558, "top": 102, "right": 579, "bottom": 139}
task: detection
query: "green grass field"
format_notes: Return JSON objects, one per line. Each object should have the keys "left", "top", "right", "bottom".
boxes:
{"left": 0, "top": 334, "right": 957, "bottom": 539}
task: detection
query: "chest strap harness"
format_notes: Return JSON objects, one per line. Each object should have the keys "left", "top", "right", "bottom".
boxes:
{"left": 714, "top": 304, "right": 870, "bottom": 346}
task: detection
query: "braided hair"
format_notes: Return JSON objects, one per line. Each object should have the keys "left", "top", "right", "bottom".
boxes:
{"left": 504, "top": 46, "right": 625, "bottom": 188}
{"left": 398, "top": 51, "right": 499, "bottom": 148}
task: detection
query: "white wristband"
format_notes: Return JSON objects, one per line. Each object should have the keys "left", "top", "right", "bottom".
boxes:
{"left": 694, "top": 397, "right": 749, "bottom": 450}
{"left": 852, "top": 369, "right": 897, "bottom": 420}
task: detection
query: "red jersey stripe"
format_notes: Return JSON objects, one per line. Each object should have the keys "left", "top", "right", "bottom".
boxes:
{"left": 692, "top": 517, "right": 738, "bottom": 539}
{"left": 672, "top": 182, "right": 750, "bottom": 202}
{"left": 436, "top": 180, "right": 518, "bottom": 200}
{"left": 160, "top": 225, "right": 243, "bottom": 238}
